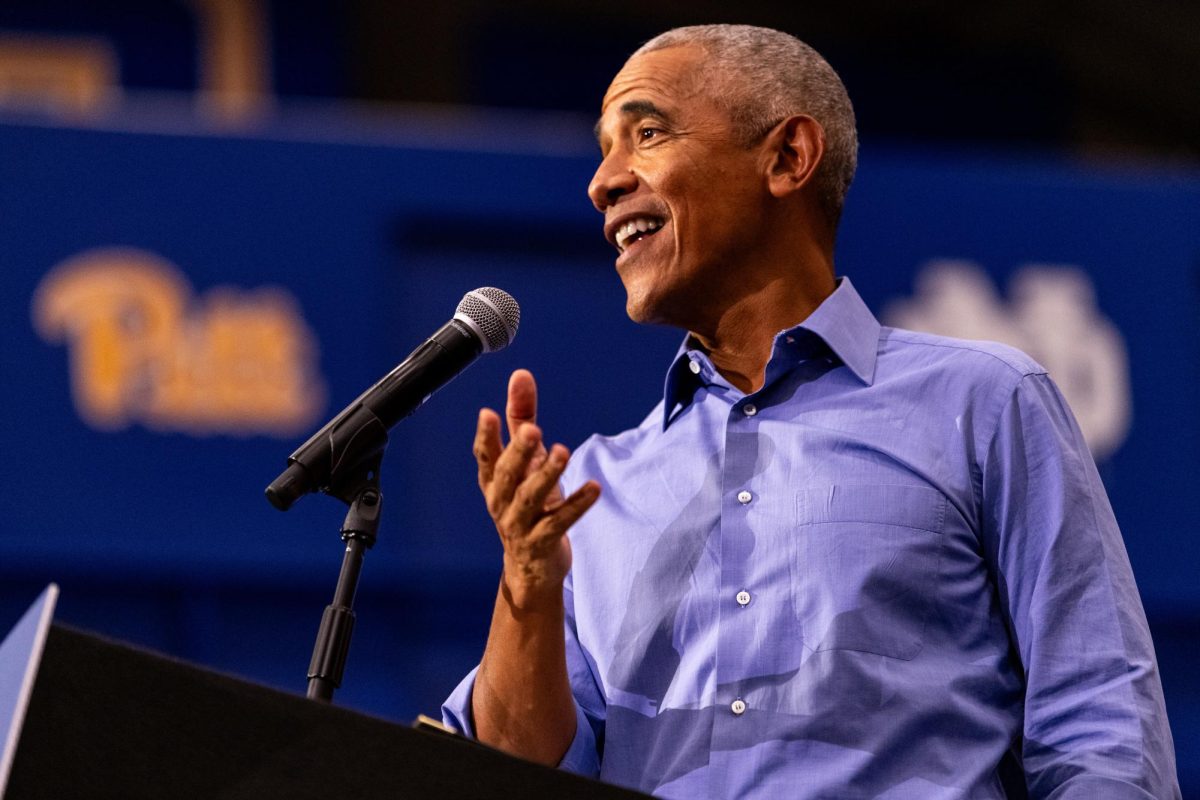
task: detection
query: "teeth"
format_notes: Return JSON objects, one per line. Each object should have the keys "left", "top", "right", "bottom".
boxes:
{"left": 615, "top": 217, "right": 663, "bottom": 251}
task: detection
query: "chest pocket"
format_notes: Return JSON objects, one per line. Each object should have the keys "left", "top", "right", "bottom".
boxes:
{"left": 793, "top": 484, "right": 946, "bottom": 660}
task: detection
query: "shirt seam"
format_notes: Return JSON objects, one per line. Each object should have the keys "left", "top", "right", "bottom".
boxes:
{"left": 884, "top": 330, "right": 1049, "bottom": 378}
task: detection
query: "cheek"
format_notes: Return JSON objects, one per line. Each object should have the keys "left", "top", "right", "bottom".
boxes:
{"left": 675, "top": 195, "right": 739, "bottom": 251}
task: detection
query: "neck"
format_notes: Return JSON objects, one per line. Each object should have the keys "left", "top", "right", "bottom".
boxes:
{"left": 690, "top": 260, "right": 836, "bottom": 394}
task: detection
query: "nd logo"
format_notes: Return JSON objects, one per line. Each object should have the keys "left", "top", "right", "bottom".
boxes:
{"left": 32, "top": 247, "right": 326, "bottom": 437}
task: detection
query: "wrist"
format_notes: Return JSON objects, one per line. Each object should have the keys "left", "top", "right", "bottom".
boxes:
{"left": 500, "top": 562, "right": 565, "bottom": 612}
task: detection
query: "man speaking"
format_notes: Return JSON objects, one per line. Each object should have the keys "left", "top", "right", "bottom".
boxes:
{"left": 443, "top": 24, "right": 1178, "bottom": 799}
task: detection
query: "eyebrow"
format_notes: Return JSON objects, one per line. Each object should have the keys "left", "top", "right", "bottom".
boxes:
{"left": 593, "top": 100, "right": 673, "bottom": 142}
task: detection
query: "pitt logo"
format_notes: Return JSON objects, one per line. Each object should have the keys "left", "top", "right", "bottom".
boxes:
{"left": 32, "top": 247, "right": 326, "bottom": 437}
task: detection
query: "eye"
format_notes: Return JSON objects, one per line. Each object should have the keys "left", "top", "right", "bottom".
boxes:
{"left": 638, "top": 126, "right": 662, "bottom": 141}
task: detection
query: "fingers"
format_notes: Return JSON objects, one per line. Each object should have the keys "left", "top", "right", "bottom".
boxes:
{"left": 489, "top": 435, "right": 598, "bottom": 541}
{"left": 506, "top": 369, "right": 548, "bottom": 475}
{"left": 535, "top": 480, "right": 601, "bottom": 538}
{"left": 474, "top": 408, "right": 503, "bottom": 492}
{"left": 486, "top": 422, "right": 545, "bottom": 521}
{"left": 476, "top": 370, "right": 599, "bottom": 571}
{"left": 506, "top": 369, "right": 538, "bottom": 441}
{"left": 505, "top": 443, "right": 570, "bottom": 530}
{"left": 504, "top": 468, "right": 599, "bottom": 567}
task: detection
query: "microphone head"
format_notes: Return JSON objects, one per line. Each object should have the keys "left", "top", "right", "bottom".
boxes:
{"left": 455, "top": 287, "right": 520, "bottom": 353}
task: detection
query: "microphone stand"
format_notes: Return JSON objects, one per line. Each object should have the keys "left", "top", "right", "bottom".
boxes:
{"left": 304, "top": 446, "right": 386, "bottom": 703}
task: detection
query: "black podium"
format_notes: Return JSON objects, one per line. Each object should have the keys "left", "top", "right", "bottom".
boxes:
{"left": 0, "top": 586, "right": 647, "bottom": 799}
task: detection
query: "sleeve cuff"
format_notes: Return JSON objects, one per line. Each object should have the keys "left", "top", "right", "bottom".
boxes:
{"left": 440, "top": 665, "right": 481, "bottom": 738}
{"left": 556, "top": 700, "right": 600, "bottom": 777}
{"left": 440, "top": 666, "right": 600, "bottom": 779}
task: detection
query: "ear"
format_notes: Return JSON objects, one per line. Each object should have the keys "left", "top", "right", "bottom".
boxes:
{"left": 764, "top": 115, "right": 825, "bottom": 199}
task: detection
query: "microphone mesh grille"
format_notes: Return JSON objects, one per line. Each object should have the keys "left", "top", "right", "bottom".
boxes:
{"left": 457, "top": 287, "right": 520, "bottom": 352}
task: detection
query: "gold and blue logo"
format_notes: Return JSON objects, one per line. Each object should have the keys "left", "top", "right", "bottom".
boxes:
{"left": 32, "top": 247, "right": 326, "bottom": 437}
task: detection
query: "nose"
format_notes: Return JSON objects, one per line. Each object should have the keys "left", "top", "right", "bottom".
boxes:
{"left": 588, "top": 150, "right": 638, "bottom": 212}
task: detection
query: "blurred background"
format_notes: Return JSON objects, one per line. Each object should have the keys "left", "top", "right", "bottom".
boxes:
{"left": 0, "top": 0, "right": 1196, "bottom": 791}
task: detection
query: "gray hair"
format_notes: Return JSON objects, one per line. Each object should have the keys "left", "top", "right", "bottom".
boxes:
{"left": 632, "top": 24, "right": 858, "bottom": 230}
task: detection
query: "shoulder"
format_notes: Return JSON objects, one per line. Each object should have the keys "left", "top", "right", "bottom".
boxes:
{"left": 874, "top": 327, "right": 1057, "bottom": 443}
{"left": 880, "top": 326, "right": 1047, "bottom": 381}
{"left": 562, "top": 400, "right": 665, "bottom": 488}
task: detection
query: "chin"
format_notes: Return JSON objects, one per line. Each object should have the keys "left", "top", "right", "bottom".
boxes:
{"left": 619, "top": 267, "right": 689, "bottom": 327}
{"left": 623, "top": 296, "right": 655, "bottom": 325}
{"left": 622, "top": 290, "right": 680, "bottom": 328}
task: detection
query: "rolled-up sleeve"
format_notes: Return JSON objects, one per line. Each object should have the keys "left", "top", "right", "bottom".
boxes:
{"left": 439, "top": 666, "right": 600, "bottom": 777}
{"left": 981, "top": 373, "right": 1179, "bottom": 798}
{"left": 440, "top": 664, "right": 482, "bottom": 738}
{"left": 440, "top": 572, "right": 604, "bottom": 777}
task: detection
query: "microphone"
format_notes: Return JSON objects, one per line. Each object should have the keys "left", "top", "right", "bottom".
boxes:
{"left": 265, "top": 287, "right": 520, "bottom": 511}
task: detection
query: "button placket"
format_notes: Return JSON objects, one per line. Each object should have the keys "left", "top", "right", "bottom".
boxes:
{"left": 716, "top": 388, "right": 762, "bottom": 738}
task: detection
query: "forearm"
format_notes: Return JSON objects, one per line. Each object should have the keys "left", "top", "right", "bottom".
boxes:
{"left": 472, "top": 576, "right": 577, "bottom": 765}
{"left": 466, "top": 372, "right": 599, "bottom": 766}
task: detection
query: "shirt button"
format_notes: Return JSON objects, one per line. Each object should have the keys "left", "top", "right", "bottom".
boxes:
{"left": 688, "top": 359, "right": 701, "bottom": 374}
{"left": 731, "top": 699, "right": 747, "bottom": 715}
{"left": 743, "top": 403, "right": 757, "bottom": 417}
{"left": 737, "top": 490, "right": 753, "bottom": 505}
{"left": 736, "top": 590, "right": 751, "bottom": 606}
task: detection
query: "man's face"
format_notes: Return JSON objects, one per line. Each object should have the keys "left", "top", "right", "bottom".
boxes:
{"left": 589, "top": 45, "right": 774, "bottom": 327}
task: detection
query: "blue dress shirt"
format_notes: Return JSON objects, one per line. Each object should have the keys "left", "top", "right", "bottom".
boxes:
{"left": 444, "top": 278, "right": 1178, "bottom": 799}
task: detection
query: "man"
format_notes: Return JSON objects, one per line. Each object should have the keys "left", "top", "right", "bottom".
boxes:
{"left": 443, "top": 24, "right": 1179, "bottom": 799}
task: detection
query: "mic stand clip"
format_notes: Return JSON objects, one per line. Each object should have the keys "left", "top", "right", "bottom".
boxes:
{"left": 305, "top": 447, "right": 385, "bottom": 703}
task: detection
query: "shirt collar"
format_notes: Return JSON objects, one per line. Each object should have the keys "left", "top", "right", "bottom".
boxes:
{"left": 796, "top": 276, "right": 879, "bottom": 386}
{"left": 661, "top": 276, "right": 880, "bottom": 429}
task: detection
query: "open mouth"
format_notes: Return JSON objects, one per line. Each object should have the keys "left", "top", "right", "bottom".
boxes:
{"left": 615, "top": 217, "right": 665, "bottom": 253}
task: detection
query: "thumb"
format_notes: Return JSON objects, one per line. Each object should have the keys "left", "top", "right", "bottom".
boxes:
{"left": 506, "top": 368, "right": 539, "bottom": 439}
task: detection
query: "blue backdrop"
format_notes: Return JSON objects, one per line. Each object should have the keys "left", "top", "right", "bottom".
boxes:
{"left": 1, "top": 111, "right": 1196, "bottom": 788}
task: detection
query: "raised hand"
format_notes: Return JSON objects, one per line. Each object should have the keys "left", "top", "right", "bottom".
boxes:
{"left": 473, "top": 369, "right": 599, "bottom": 608}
